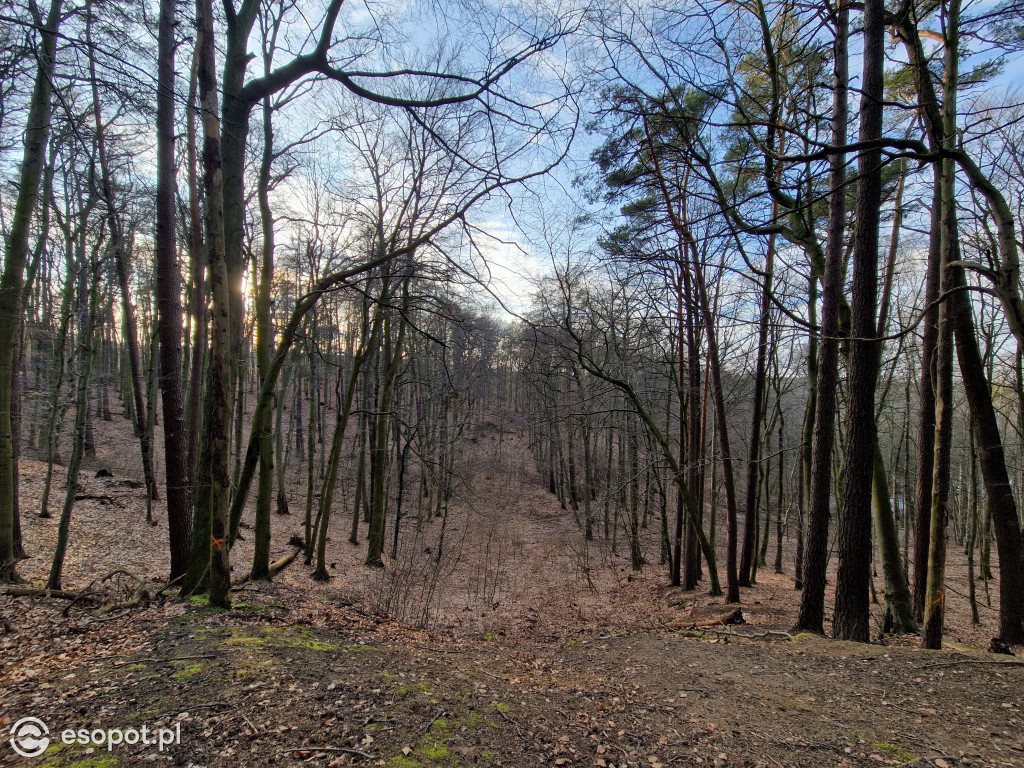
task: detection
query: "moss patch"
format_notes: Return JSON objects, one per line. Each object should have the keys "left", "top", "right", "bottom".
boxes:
{"left": 172, "top": 661, "right": 206, "bottom": 681}
{"left": 873, "top": 742, "right": 917, "bottom": 762}
{"left": 221, "top": 626, "right": 339, "bottom": 653}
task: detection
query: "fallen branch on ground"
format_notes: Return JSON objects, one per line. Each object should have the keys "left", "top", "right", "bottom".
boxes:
{"left": 286, "top": 747, "right": 376, "bottom": 759}
{"left": 113, "top": 654, "right": 218, "bottom": 667}
{"left": 232, "top": 546, "right": 302, "bottom": 587}
{"left": 922, "top": 659, "right": 1024, "bottom": 669}
{"left": 2, "top": 586, "right": 86, "bottom": 600}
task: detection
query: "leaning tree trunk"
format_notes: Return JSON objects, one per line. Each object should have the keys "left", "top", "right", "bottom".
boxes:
{"left": 313, "top": 298, "right": 382, "bottom": 580}
{"left": 690, "top": 246, "right": 740, "bottom": 603}
{"left": 47, "top": 250, "right": 101, "bottom": 590}
{"left": 898, "top": 4, "right": 1024, "bottom": 645}
{"left": 87, "top": 3, "right": 159, "bottom": 505}
{"left": 0, "top": 0, "right": 63, "bottom": 582}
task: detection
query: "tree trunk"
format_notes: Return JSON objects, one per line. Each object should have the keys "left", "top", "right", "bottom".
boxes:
{"left": 47, "top": 250, "right": 101, "bottom": 590}
{"left": 739, "top": 226, "right": 776, "bottom": 587}
{"left": 0, "top": 0, "right": 63, "bottom": 582}
{"left": 251, "top": 90, "right": 277, "bottom": 581}
{"left": 184, "top": 0, "right": 232, "bottom": 607}
{"left": 156, "top": 0, "right": 192, "bottom": 581}
{"left": 87, "top": 3, "right": 159, "bottom": 504}
{"left": 794, "top": 0, "right": 847, "bottom": 632}
{"left": 832, "top": 0, "right": 883, "bottom": 643}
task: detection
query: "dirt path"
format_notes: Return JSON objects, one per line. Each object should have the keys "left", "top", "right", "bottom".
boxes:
{"left": 4, "top": 416, "right": 1024, "bottom": 767}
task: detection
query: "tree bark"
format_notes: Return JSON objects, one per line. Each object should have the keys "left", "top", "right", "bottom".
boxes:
{"left": 156, "top": 0, "right": 193, "bottom": 581}
{"left": 832, "top": 0, "right": 884, "bottom": 643}
{"left": 794, "top": 0, "right": 847, "bottom": 634}
{"left": 0, "top": 0, "right": 63, "bottom": 582}
{"left": 184, "top": 0, "right": 233, "bottom": 608}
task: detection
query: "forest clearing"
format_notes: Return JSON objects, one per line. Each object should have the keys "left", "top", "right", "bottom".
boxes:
{"left": 3, "top": 0, "right": 1024, "bottom": 765}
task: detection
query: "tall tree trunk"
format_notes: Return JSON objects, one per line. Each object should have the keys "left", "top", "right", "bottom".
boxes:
{"left": 691, "top": 249, "right": 740, "bottom": 603}
{"left": 156, "top": 0, "right": 192, "bottom": 581}
{"left": 314, "top": 299, "right": 380, "bottom": 579}
{"left": 832, "top": 0, "right": 883, "bottom": 643}
{"left": 0, "top": 0, "right": 63, "bottom": 582}
{"left": 47, "top": 249, "right": 101, "bottom": 590}
{"left": 922, "top": 0, "right": 960, "bottom": 649}
{"left": 251, "top": 89, "right": 277, "bottom": 581}
{"left": 184, "top": 0, "right": 232, "bottom": 607}
{"left": 184, "top": 45, "right": 206, "bottom": 489}
{"left": 898, "top": 7, "right": 1024, "bottom": 644}
{"left": 794, "top": 0, "right": 846, "bottom": 633}
{"left": 367, "top": 291, "right": 409, "bottom": 567}
{"left": 87, "top": 2, "right": 159, "bottom": 504}
{"left": 740, "top": 228, "right": 775, "bottom": 586}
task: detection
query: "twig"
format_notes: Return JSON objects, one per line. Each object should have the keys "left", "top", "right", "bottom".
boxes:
{"left": 241, "top": 713, "right": 258, "bottom": 734}
{"left": 82, "top": 609, "right": 134, "bottom": 625}
{"left": 922, "top": 659, "right": 1024, "bottom": 669}
{"left": 153, "top": 574, "right": 185, "bottom": 599}
{"left": 423, "top": 709, "right": 446, "bottom": 734}
{"left": 113, "top": 653, "right": 218, "bottom": 667}
{"left": 287, "top": 747, "right": 376, "bottom": 759}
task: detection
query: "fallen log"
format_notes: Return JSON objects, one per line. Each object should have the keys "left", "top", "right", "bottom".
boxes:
{"left": 231, "top": 546, "right": 302, "bottom": 587}
{"left": 2, "top": 586, "right": 90, "bottom": 600}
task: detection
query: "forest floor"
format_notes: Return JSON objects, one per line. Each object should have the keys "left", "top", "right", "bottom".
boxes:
{"left": 2, "top": 410, "right": 1024, "bottom": 767}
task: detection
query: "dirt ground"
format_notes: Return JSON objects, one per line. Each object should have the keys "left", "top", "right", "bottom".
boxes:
{"left": 2, "top": 409, "right": 1023, "bottom": 767}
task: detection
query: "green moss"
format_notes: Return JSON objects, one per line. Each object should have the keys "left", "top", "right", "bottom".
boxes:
{"left": 489, "top": 702, "right": 509, "bottom": 713}
{"left": 39, "top": 741, "right": 68, "bottom": 759}
{"left": 418, "top": 743, "right": 449, "bottom": 761}
{"left": 395, "top": 682, "right": 431, "bottom": 699}
{"left": 387, "top": 757, "right": 419, "bottom": 768}
{"left": 222, "top": 626, "right": 338, "bottom": 652}
{"left": 38, "top": 756, "right": 118, "bottom": 768}
{"left": 123, "top": 664, "right": 147, "bottom": 672}
{"left": 67, "top": 758, "right": 119, "bottom": 768}
{"left": 189, "top": 594, "right": 210, "bottom": 605}
{"left": 873, "top": 742, "right": 916, "bottom": 762}
{"left": 303, "top": 640, "right": 338, "bottom": 652}
{"left": 172, "top": 662, "right": 205, "bottom": 680}
{"left": 346, "top": 643, "right": 376, "bottom": 653}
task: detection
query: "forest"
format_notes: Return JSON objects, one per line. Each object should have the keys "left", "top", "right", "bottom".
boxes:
{"left": 2, "top": 0, "right": 1024, "bottom": 765}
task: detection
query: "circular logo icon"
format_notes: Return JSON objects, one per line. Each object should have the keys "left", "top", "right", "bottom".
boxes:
{"left": 10, "top": 717, "right": 49, "bottom": 758}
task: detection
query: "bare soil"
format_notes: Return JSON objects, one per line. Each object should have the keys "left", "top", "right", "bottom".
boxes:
{"left": 2, "top": 410, "right": 1023, "bottom": 768}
